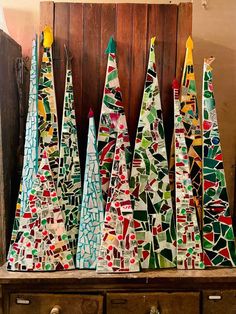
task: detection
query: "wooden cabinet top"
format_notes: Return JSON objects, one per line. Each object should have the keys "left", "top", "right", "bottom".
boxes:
{"left": 1, "top": 264, "right": 236, "bottom": 290}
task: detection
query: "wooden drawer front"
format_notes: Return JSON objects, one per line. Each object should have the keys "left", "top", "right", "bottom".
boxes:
{"left": 107, "top": 292, "right": 200, "bottom": 314}
{"left": 203, "top": 290, "right": 236, "bottom": 314}
{"left": 9, "top": 293, "right": 103, "bottom": 314}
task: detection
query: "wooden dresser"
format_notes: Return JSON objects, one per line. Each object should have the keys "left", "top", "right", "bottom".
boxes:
{"left": 1, "top": 265, "right": 236, "bottom": 314}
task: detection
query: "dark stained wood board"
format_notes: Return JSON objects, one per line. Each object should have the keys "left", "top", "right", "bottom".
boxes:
{"left": 40, "top": 1, "right": 192, "bottom": 176}
{"left": 0, "top": 31, "right": 22, "bottom": 265}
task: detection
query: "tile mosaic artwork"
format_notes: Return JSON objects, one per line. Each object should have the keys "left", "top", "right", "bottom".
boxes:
{"left": 130, "top": 37, "right": 176, "bottom": 269}
{"left": 180, "top": 36, "right": 202, "bottom": 228}
{"left": 76, "top": 109, "right": 104, "bottom": 269}
{"left": 57, "top": 51, "right": 82, "bottom": 257}
{"left": 97, "top": 36, "right": 131, "bottom": 205}
{"left": 8, "top": 37, "right": 38, "bottom": 256}
{"left": 202, "top": 58, "right": 236, "bottom": 267}
{"left": 7, "top": 150, "right": 75, "bottom": 271}
{"left": 173, "top": 79, "right": 204, "bottom": 270}
{"left": 97, "top": 131, "right": 140, "bottom": 273}
{"left": 38, "top": 26, "right": 59, "bottom": 184}
{"left": 168, "top": 138, "right": 176, "bottom": 209}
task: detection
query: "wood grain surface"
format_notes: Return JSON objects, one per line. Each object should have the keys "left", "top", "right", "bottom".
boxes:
{"left": 0, "top": 31, "right": 22, "bottom": 266}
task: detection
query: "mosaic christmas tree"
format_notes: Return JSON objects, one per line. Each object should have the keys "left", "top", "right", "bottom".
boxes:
{"left": 7, "top": 150, "right": 75, "bottom": 271}
{"left": 97, "top": 131, "right": 140, "bottom": 273}
{"left": 8, "top": 36, "right": 38, "bottom": 254}
{"left": 202, "top": 58, "right": 236, "bottom": 267}
{"left": 97, "top": 36, "right": 131, "bottom": 204}
{"left": 76, "top": 109, "right": 104, "bottom": 269}
{"left": 173, "top": 79, "right": 204, "bottom": 270}
{"left": 169, "top": 139, "right": 175, "bottom": 206}
{"left": 38, "top": 26, "right": 59, "bottom": 184}
{"left": 57, "top": 48, "right": 82, "bottom": 257}
{"left": 180, "top": 36, "right": 202, "bottom": 227}
{"left": 130, "top": 37, "right": 176, "bottom": 269}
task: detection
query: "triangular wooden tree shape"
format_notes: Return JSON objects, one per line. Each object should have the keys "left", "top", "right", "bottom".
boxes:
{"left": 97, "top": 36, "right": 131, "bottom": 205}
{"left": 8, "top": 36, "right": 39, "bottom": 256}
{"left": 76, "top": 109, "right": 104, "bottom": 269}
{"left": 57, "top": 48, "right": 82, "bottom": 257}
{"left": 38, "top": 26, "right": 59, "bottom": 184}
{"left": 7, "top": 150, "right": 75, "bottom": 271}
{"left": 173, "top": 79, "right": 205, "bottom": 270}
{"left": 180, "top": 36, "right": 202, "bottom": 227}
{"left": 97, "top": 131, "right": 139, "bottom": 273}
{"left": 202, "top": 58, "right": 236, "bottom": 267}
{"left": 130, "top": 37, "right": 176, "bottom": 269}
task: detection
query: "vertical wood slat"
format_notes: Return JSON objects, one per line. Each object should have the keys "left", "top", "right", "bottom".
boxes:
{"left": 39, "top": 1, "right": 54, "bottom": 32}
{"left": 129, "top": 4, "right": 148, "bottom": 148}
{"left": 69, "top": 3, "right": 83, "bottom": 133}
{"left": 162, "top": 5, "right": 178, "bottom": 156}
{"left": 99, "top": 4, "right": 116, "bottom": 122}
{"left": 116, "top": 4, "right": 133, "bottom": 126}
{"left": 39, "top": 1, "right": 54, "bottom": 64}
{"left": 53, "top": 3, "right": 70, "bottom": 129}
{"left": 0, "top": 32, "right": 21, "bottom": 265}
{"left": 148, "top": 4, "right": 165, "bottom": 93}
{"left": 81, "top": 4, "right": 101, "bottom": 175}
{"left": 176, "top": 3, "right": 193, "bottom": 82}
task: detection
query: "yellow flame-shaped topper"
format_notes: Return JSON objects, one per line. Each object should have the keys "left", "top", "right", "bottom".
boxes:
{"left": 186, "top": 36, "right": 193, "bottom": 50}
{"left": 43, "top": 26, "right": 53, "bottom": 48}
{"left": 151, "top": 36, "right": 156, "bottom": 46}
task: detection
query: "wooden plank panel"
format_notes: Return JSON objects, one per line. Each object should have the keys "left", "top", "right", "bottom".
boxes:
{"left": 0, "top": 32, "right": 21, "bottom": 265}
{"left": 99, "top": 4, "right": 116, "bottom": 126}
{"left": 129, "top": 4, "right": 148, "bottom": 147}
{"left": 39, "top": 1, "right": 54, "bottom": 31}
{"left": 39, "top": 1, "right": 54, "bottom": 65}
{"left": 148, "top": 4, "right": 165, "bottom": 92}
{"left": 54, "top": 3, "right": 70, "bottom": 129}
{"left": 81, "top": 3, "right": 101, "bottom": 174}
{"left": 162, "top": 5, "right": 178, "bottom": 155}
{"left": 69, "top": 3, "right": 83, "bottom": 131}
{"left": 176, "top": 3, "right": 192, "bottom": 82}
{"left": 116, "top": 4, "right": 133, "bottom": 124}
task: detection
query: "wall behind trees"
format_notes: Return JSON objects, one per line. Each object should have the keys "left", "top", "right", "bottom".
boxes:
{"left": 1, "top": 0, "right": 235, "bottom": 210}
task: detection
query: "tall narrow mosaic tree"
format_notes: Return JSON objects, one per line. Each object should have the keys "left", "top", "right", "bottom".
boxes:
{"left": 7, "top": 150, "right": 75, "bottom": 271}
{"left": 180, "top": 36, "right": 202, "bottom": 227}
{"left": 38, "top": 26, "right": 59, "bottom": 184}
{"left": 173, "top": 79, "right": 204, "bottom": 270}
{"left": 97, "top": 37, "right": 131, "bottom": 205}
{"left": 202, "top": 58, "right": 236, "bottom": 267}
{"left": 97, "top": 131, "right": 140, "bottom": 273}
{"left": 8, "top": 36, "right": 38, "bottom": 255}
{"left": 77, "top": 109, "right": 104, "bottom": 269}
{"left": 130, "top": 37, "right": 176, "bottom": 269}
{"left": 57, "top": 47, "right": 82, "bottom": 257}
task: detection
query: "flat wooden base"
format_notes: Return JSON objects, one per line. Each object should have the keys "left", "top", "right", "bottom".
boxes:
{"left": 1, "top": 264, "right": 236, "bottom": 313}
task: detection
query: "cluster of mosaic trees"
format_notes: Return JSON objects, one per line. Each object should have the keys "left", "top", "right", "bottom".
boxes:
{"left": 7, "top": 26, "right": 236, "bottom": 272}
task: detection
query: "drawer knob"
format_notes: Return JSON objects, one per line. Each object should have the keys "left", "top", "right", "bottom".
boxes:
{"left": 50, "top": 305, "right": 62, "bottom": 314}
{"left": 150, "top": 305, "right": 160, "bottom": 314}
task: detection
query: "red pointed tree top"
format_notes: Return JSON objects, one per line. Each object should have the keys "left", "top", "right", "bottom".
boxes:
{"left": 172, "top": 78, "right": 179, "bottom": 90}
{"left": 88, "top": 108, "right": 94, "bottom": 118}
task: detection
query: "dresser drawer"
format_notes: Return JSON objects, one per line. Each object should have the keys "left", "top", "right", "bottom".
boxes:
{"left": 9, "top": 293, "right": 103, "bottom": 314}
{"left": 203, "top": 290, "right": 236, "bottom": 314}
{"left": 107, "top": 292, "right": 200, "bottom": 314}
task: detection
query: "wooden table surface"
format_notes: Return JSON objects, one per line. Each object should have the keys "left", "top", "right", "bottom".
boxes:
{"left": 1, "top": 263, "right": 236, "bottom": 288}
